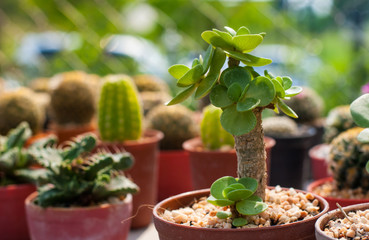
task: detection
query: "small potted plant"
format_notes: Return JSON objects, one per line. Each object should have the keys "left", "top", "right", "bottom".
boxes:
{"left": 153, "top": 26, "right": 329, "bottom": 239}
{"left": 96, "top": 74, "right": 163, "bottom": 228}
{"left": 183, "top": 104, "right": 275, "bottom": 189}
{"left": 0, "top": 122, "right": 55, "bottom": 240}
{"left": 25, "top": 133, "right": 138, "bottom": 240}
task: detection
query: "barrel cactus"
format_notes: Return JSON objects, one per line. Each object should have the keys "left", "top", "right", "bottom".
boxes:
{"left": 327, "top": 127, "right": 369, "bottom": 190}
{"left": 133, "top": 74, "right": 169, "bottom": 93}
{"left": 324, "top": 105, "right": 356, "bottom": 143}
{"left": 201, "top": 105, "right": 234, "bottom": 150}
{"left": 140, "top": 91, "right": 171, "bottom": 116}
{"left": 263, "top": 116, "right": 299, "bottom": 137}
{"left": 146, "top": 105, "right": 198, "bottom": 150}
{"left": 0, "top": 88, "right": 44, "bottom": 135}
{"left": 98, "top": 75, "right": 142, "bottom": 142}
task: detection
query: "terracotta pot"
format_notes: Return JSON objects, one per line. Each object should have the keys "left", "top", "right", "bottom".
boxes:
{"left": 25, "top": 192, "right": 133, "bottom": 240}
{"left": 95, "top": 129, "right": 163, "bottom": 228}
{"left": 307, "top": 177, "right": 369, "bottom": 210}
{"left": 50, "top": 122, "right": 96, "bottom": 144}
{"left": 309, "top": 144, "right": 331, "bottom": 181}
{"left": 0, "top": 184, "right": 36, "bottom": 240}
{"left": 183, "top": 137, "right": 275, "bottom": 190}
{"left": 157, "top": 150, "right": 193, "bottom": 202}
{"left": 25, "top": 132, "right": 54, "bottom": 148}
{"left": 315, "top": 202, "right": 369, "bottom": 240}
{"left": 268, "top": 126, "right": 316, "bottom": 189}
{"left": 153, "top": 188, "right": 329, "bottom": 240}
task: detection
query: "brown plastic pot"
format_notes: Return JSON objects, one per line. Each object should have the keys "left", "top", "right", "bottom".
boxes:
{"left": 95, "top": 129, "right": 163, "bottom": 228}
{"left": 157, "top": 150, "right": 193, "bottom": 201}
{"left": 183, "top": 137, "right": 275, "bottom": 190}
{"left": 307, "top": 177, "right": 369, "bottom": 210}
{"left": 309, "top": 144, "right": 331, "bottom": 181}
{"left": 0, "top": 184, "right": 35, "bottom": 240}
{"left": 315, "top": 202, "right": 369, "bottom": 240}
{"left": 25, "top": 192, "right": 132, "bottom": 240}
{"left": 153, "top": 188, "right": 329, "bottom": 240}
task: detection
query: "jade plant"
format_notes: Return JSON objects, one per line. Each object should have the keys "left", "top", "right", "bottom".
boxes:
{"left": 167, "top": 26, "right": 301, "bottom": 200}
{"left": 350, "top": 93, "right": 369, "bottom": 143}
{"left": 29, "top": 133, "right": 139, "bottom": 207}
{"left": 208, "top": 176, "right": 267, "bottom": 227}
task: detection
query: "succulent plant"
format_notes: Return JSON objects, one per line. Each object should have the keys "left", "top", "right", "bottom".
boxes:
{"left": 327, "top": 127, "right": 369, "bottom": 190}
{"left": 98, "top": 74, "right": 142, "bottom": 142}
{"left": 133, "top": 74, "right": 169, "bottom": 93}
{"left": 207, "top": 176, "right": 268, "bottom": 227}
{"left": 0, "top": 88, "right": 44, "bottom": 135}
{"left": 350, "top": 93, "right": 369, "bottom": 144}
{"left": 29, "top": 133, "right": 139, "bottom": 207}
{"left": 201, "top": 105, "right": 234, "bottom": 150}
{"left": 284, "top": 87, "right": 324, "bottom": 123}
{"left": 140, "top": 91, "right": 171, "bottom": 116}
{"left": 263, "top": 116, "right": 299, "bottom": 137}
{"left": 323, "top": 105, "right": 356, "bottom": 143}
{"left": 146, "top": 105, "right": 198, "bottom": 150}
{"left": 0, "top": 122, "right": 56, "bottom": 186}
{"left": 50, "top": 76, "right": 96, "bottom": 126}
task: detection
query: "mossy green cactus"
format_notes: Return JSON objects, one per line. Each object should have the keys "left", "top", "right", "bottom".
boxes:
{"left": 98, "top": 75, "right": 142, "bottom": 142}
{"left": 201, "top": 105, "right": 234, "bottom": 150}
{"left": 133, "top": 74, "right": 169, "bottom": 93}
{"left": 0, "top": 88, "right": 44, "bottom": 135}
{"left": 50, "top": 75, "right": 96, "bottom": 126}
{"left": 323, "top": 105, "right": 356, "bottom": 143}
{"left": 146, "top": 105, "right": 198, "bottom": 150}
{"left": 285, "top": 87, "right": 323, "bottom": 123}
{"left": 263, "top": 116, "right": 299, "bottom": 137}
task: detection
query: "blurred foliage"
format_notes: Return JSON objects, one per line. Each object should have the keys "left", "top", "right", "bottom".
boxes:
{"left": 0, "top": 0, "right": 369, "bottom": 113}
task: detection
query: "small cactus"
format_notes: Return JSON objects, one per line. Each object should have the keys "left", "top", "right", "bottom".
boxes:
{"left": 324, "top": 105, "right": 357, "bottom": 143}
{"left": 133, "top": 74, "right": 169, "bottom": 93}
{"left": 146, "top": 105, "right": 198, "bottom": 150}
{"left": 98, "top": 75, "right": 142, "bottom": 142}
{"left": 263, "top": 116, "right": 299, "bottom": 137}
{"left": 201, "top": 105, "right": 234, "bottom": 150}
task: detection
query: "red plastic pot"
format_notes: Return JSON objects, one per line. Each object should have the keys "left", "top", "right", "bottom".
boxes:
{"left": 307, "top": 177, "right": 369, "bottom": 210}
{"left": 25, "top": 192, "right": 132, "bottom": 240}
{"left": 95, "top": 129, "right": 163, "bottom": 228}
{"left": 309, "top": 144, "right": 331, "bottom": 180}
{"left": 183, "top": 137, "right": 275, "bottom": 190}
{"left": 153, "top": 188, "right": 329, "bottom": 240}
{"left": 157, "top": 150, "right": 193, "bottom": 201}
{"left": 0, "top": 184, "right": 35, "bottom": 240}
{"left": 315, "top": 202, "right": 369, "bottom": 240}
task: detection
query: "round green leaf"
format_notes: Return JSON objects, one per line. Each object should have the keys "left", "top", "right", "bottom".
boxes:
{"left": 216, "top": 211, "right": 232, "bottom": 219}
{"left": 358, "top": 128, "right": 369, "bottom": 143}
{"left": 350, "top": 94, "right": 369, "bottom": 127}
{"left": 168, "top": 64, "right": 190, "bottom": 80}
{"left": 232, "top": 218, "right": 248, "bottom": 227}
{"left": 228, "top": 183, "right": 246, "bottom": 190}
{"left": 237, "top": 98, "right": 260, "bottom": 112}
{"left": 224, "top": 26, "right": 236, "bottom": 36}
{"left": 247, "top": 194, "right": 263, "bottom": 202}
{"left": 237, "top": 177, "right": 258, "bottom": 193}
{"left": 166, "top": 85, "right": 196, "bottom": 106}
{"left": 226, "top": 189, "right": 253, "bottom": 201}
{"left": 207, "top": 195, "right": 235, "bottom": 207}
{"left": 220, "top": 105, "right": 257, "bottom": 136}
{"left": 201, "top": 30, "right": 233, "bottom": 50}
{"left": 227, "top": 83, "right": 243, "bottom": 102}
{"left": 236, "top": 199, "right": 268, "bottom": 215}
{"left": 282, "top": 76, "right": 293, "bottom": 90}
{"left": 210, "top": 176, "right": 237, "bottom": 199}
{"left": 236, "top": 26, "right": 250, "bottom": 35}
{"left": 177, "top": 64, "right": 203, "bottom": 87}
{"left": 285, "top": 86, "right": 302, "bottom": 97}
{"left": 232, "top": 34, "right": 263, "bottom": 53}
{"left": 210, "top": 85, "right": 234, "bottom": 108}
{"left": 245, "top": 76, "right": 275, "bottom": 106}
{"left": 220, "top": 66, "right": 251, "bottom": 89}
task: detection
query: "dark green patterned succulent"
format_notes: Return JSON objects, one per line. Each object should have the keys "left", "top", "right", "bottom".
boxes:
{"left": 29, "top": 134, "right": 139, "bottom": 207}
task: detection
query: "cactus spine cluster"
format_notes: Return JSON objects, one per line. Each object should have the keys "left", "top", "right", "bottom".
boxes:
{"left": 201, "top": 105, "right": 234, "bottom": 150}
{"left": 30, "top": 134, "right": 139, "bottom": 207}
{"left": 98, "top": 75, "right": 142, "bottom": 142}
{"left": 327, "top": 127, "right": 369, "bottom": 190}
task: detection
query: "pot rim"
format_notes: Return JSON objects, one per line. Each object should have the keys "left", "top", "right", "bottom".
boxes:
{"left": 0, "top": 183, "right": 35, "bottom": 193}
{"left": 153, "top": 187, "right": 329, "bottom": 232}
{"left": 307, "top": 177, "right": 369, "bottom": 202}
{"left": 97, "top": 129, "right": 164, "bottom": 146}
{"left": 308, "top": 143, "right": 331, "bottom": 159}
{"left": 315, "top": 202, "right": 369, "bottom": 240}
{"left": 25, "top": 191, "right": 133, "bottom": 212}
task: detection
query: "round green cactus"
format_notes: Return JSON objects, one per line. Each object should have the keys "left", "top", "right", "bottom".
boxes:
{"left": 263, "top": 116, "right": 299, "bottom": 137}
{"left": 98, "top": 75, "right": 142, "bottom": 142}
{"left": 201, "top": 105, "right": 234, "bottom": 150}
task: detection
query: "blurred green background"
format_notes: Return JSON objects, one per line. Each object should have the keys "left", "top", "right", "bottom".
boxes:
{"left": 0, "top": 0, "right": 369, "bottom": 113}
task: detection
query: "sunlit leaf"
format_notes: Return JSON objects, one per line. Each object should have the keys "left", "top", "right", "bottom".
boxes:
{"left": 207, "top": 195, "right": 235, "bottom": 207}
{"left": 272, "top": 79, "right": 285, "bottom": 98}
{"left": 236, "top": 26, "right": 250, "bottom": 35}
{"left": 210, "top": 85, "right": 234, "bottom": 108}
{"left": 177, "top": 64, "right": 203, "bottom": 87}
{"left": 358, "top": 128, "right": 369, "bottom": 143}
{"left": 237, "top": 177, "right": 258, "bottom": 193}
{"left": 225, "top": 50, "right": 272, "bottom": 67}
{"left": 232, "top": 34, "right": 263, "bottom": 53}
{"left": 285, "top": 86, "right": 302, "bottom": 97}
{"left": 226, "top": 189, "right": 253, "bottom": 201}
{"left": 236, "top": 199, "right": 268, "bottom": 215}
{"left": 245, "top": 76, "right": 275, "bottom": 106}
{"left": 277, "top": 98, "right": 298, "bottom": 118}
{"left": 166, "top": 85, "right": 196, "bottom": 105}
{"left": 224, "top": 26, "right": 237, "bottom": 36}
{"left": 168, "top": 64, "right": 190, "bottom": 80}
{"left": 220, "top": 105, "right": 256, "bottom": 136}
{"left": 237, "top": 98, "right": 260, "bottom": 112}
{"left": 220, "top": 66, "right": 251, "bottom": 88}
{"left": 201, "top": 30, "right": 233, "bottom": 50}
{"left": 282, "top": 76, "right": 292, "bottom": 90}
{"left": 213, "top": 29, "right": 233, "bottom": 45}
{"left": 202, "top": 45, "right": 215, "bottom": 74}
{"left": 192, "top": 58, "right": 200, "bottom": 68}
{"left": 210, "top": 176, "right": 237, "bottom": 199}
{"left": 350, "top": 94, "right": 369, "bottom": 127}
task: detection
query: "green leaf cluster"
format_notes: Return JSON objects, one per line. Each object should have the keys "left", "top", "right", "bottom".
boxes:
{"left": 29, "top": 134, "right": 139, "bottom": 207}
{"left": 167, "top": 26, "right": 301, "bottom": 136}
{"left": 207, "top": 176, "right": 268, "bottom": 227}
